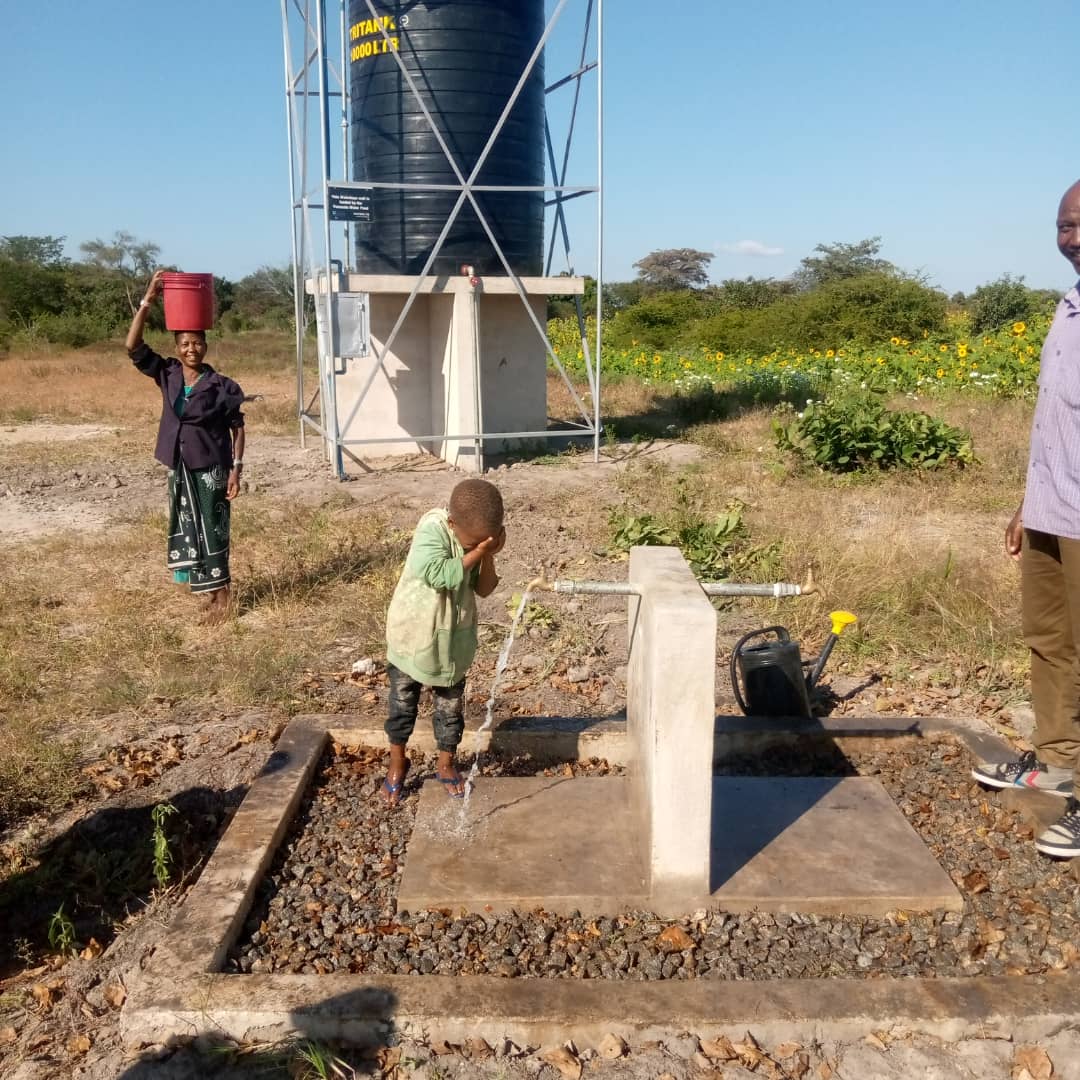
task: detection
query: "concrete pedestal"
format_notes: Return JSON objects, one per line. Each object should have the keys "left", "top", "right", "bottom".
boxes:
{"left": 626, "top": 547, "right": 717, "bottom": 900}
{"left": 334, "top": 275, "right": 583, "bottom": 471}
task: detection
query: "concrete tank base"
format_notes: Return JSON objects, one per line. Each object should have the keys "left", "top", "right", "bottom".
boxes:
{"left": 334, "top": 274, "right": 585, "bottom": 472}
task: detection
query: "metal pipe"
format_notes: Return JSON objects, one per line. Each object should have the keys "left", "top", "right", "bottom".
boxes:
{"left": 553, "top": 580, "right": 640, "bottom": 596}
{"left": 702, "top": 582, "right": 803, "bottom": 597}
{"left": 594, "top": 0, "right": 604, "bottom": 463}
{"left": 534, "top": 575, "right": 814, "bottom": 598}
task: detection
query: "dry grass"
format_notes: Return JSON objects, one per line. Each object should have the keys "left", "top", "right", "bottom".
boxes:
{"left": 0, "top": 335, "right": 1040, "bottom": 829}
{"left": 0, "top": 331, "right": 308, "bottom": 435}
{"left": 612, "top": 395, "right": 1032, "bottom": 691}
{"left": 0, "top": 497, "right": 407, "bottom": 826}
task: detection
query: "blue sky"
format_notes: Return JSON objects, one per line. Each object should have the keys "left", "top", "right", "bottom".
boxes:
{"left": 1, "top": 0, "right": 1074, "bottom": 293}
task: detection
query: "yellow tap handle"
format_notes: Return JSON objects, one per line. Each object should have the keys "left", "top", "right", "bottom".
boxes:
{"left": 829, "top": 610, "right": 858, "bottom": 636}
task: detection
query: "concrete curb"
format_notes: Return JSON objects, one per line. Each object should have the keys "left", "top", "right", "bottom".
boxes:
{"left": 123, "top": 713, "right": 1079, "bottom": 1050}
{"left": 309, "top": 710, "right": 1013, "bottom": 767}
{"left": 124, "top": 969, "right": 1080, "bottom": 1049}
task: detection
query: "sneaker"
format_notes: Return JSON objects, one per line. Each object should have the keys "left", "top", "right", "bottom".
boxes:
{"left": 970, "top": 750, "right": 1072, "bottom": 797}
{"left": 1035, "top": 797, "right": 1080, "bottom": 857}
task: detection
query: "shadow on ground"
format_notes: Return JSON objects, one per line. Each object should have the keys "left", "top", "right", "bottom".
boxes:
{"left": 115, "top": 985, "right": 400, "bottom": 1078}
{"left": 0, "top": 784, "right": 247, "bottom": 976}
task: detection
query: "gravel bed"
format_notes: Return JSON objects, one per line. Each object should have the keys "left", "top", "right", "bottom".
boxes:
{"left": 229, "top": 738, "right": 1080, "bottom": 981}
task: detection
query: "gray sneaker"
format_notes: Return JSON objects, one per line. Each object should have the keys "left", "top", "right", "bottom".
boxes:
{"left": 1035, "top": 798, "right": 1080, "bottom": 858}
{"left": 970, "top": 750, "right": 1072, "bottom": 798}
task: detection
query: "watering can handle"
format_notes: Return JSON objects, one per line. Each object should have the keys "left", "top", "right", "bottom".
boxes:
{"left": 729, "top": 626, "right": 791, "bottom": 716}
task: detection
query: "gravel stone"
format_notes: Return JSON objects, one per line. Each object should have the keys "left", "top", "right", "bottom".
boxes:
{"left": 229, "top": 740, "right": 1080, "bottom": 983}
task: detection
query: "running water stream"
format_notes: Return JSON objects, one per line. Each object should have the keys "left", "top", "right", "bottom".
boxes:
{"left": 460, "top": 590, "right": 532, "bottom": 815}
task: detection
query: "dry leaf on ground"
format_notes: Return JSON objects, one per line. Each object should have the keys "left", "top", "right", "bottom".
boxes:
{"left": 80, "top": 938, "right": 103, "bottom": 960}
{"left": 0, "top": 1026, "right": 17, "bottom": 1046}
{"left": 701, "top": 1035, "right": 739, "bottom": 1062}
{"left": 541, "top": 1046, "right": 583, "bottom": 1080}
{"left": 466, "top": 1037, "right": 493, "bottom": 1059}
{"left": 657, "top": 924, "right": 694, "bottom": 952}
{"left": 598, "top": 1033, "right": 627, "bottom": 1059}
{"left": 67, "top": 1033, "right": 92, "bottom": 1055}
{"left": 1013, "top": 1045, "right": 1054, "bottom": 1080}
{"left": 376, "top": 1046, "right": 401, "bottom": 1071}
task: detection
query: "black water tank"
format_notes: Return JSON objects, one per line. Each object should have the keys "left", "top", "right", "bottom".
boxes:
{"left": 348, "top": 0, "right": 545, "bottom": 276}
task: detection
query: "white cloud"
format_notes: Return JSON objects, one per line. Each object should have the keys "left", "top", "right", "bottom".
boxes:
{"left": 719, "top": 239, "right": 785, "bottom": 258}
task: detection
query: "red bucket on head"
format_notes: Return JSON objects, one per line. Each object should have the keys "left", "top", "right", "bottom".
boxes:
{"left": 162, "top": 272, "right": 215, "bottom": 332}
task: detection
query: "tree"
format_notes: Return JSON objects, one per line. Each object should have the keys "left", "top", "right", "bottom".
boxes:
{"left": 794, "top": 237, "right": 896, "bottom": 290}
{"left": 0, "top": 235, "right": 67, "bottom": 267}
{"left": 0, "top": 235, "right": 69, "bottom": 325}
{"left": 79, "top": 231, "right": 160, "bottom": 278}
{"left": 231, "top": 265, "right": 303, "bottom": 328}
{"left": 78, "top": 231, "right": 161, "bottom": 316}
{"left": 633, "top": 248, "right": 714, "bottom": 291}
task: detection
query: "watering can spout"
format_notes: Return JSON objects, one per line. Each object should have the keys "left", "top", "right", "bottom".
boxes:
{"left": 807, "top": 610, "right": 858, "bottom": 690}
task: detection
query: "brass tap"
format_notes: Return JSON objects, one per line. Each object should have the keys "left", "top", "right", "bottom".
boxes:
{"left": 526, "top": 569, "right": 554, "bottom": 593}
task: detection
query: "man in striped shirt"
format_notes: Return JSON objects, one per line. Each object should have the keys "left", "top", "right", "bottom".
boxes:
{"left": 972, "top": 179, "right": 1080, "bottom": 858}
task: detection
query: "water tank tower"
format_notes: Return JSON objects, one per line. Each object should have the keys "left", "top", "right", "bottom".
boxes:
{"left": 331, "top": 0, "right": 586, "bottom": 471}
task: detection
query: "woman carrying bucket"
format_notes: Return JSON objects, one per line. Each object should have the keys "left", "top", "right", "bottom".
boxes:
{"left": 125, "top": 268, "right": 246, "bottom": 624}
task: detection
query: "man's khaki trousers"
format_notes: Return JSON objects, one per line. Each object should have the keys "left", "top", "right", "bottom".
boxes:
{"left": 1023, "top": 528, "right": 1080, "bottom": 794}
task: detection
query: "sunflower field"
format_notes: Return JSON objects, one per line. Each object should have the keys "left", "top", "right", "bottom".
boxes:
{"left": 547, "top": 311, "right": 1049, "bottom": 402}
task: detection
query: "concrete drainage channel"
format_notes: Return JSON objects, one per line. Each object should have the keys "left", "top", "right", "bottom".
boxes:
{"left": 122, "top": 712, "right": 1080, "bottom": 1052}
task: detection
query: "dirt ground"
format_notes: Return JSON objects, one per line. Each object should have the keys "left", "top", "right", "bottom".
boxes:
{"left": 0, "top": 419, "right": 1060, "bottom": 1079}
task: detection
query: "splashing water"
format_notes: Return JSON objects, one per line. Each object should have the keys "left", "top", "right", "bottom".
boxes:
{"left": 460, "top": 590, "right": 531, "bottom": 815}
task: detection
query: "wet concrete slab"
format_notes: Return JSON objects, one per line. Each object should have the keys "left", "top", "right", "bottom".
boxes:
{"left": 397, "top": 776, "right": 649, "bottom": 915}
{"left": 398, "top": 775, "right": 962, "bottom": 917}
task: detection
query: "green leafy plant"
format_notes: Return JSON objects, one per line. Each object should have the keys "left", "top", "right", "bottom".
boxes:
{"left": 151, "top": 801, "right": 178, "bottom": 889}
{"left": 607, "top": 509, "right": 675, "bottom": 551}
{"left": 506, "top": 593, "right": 558, "bottom": 629}
{"left": 608, "top": 496, "right": 776, "bottom": 580}
{"left": 47, "top": 904, "right": 77, "bottom": 955}
{"left": 773, "top": 395, "right": 975, "bottom": 472}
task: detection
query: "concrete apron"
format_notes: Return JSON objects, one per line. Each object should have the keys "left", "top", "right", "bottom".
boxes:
{"left": 123, "top": 714, "right": 1080, "bottom": 1050}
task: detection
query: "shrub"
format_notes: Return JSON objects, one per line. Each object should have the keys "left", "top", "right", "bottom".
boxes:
{"left": 605, "top": 289, "right": 719, "bottom": 349}
{"left": 789, "top": 273, "right": 948, "bottom": 348}
{"left": 969, "top": 274, "right": 1058, "bottom": 335}
{"left": 773, "top": 395, "right": 976, "bottom": 472}
{"left": 27, "top": 310, "right": 119, "bottom": 347}
{"left": 676, "top": 273, "right": 947, "bottom": 353}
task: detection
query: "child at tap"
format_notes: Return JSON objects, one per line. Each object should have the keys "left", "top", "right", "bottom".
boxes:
{"left": 381, "top": 478, "right": 506, "bottom": 806}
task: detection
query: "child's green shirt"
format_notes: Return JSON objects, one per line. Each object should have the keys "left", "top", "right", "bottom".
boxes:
{"left": 385, "top": 508, "right": 480, "bottom": 687}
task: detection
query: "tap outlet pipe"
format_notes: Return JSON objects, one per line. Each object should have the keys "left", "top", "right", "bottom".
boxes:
{"left": 545, "top": 579, "right": 806, "bottom": 597}
{"left": 551, "top": 580, "right": 641, "bottom": 595}
{"left": 701, "top": 582, "right": 803, "bottom": 597}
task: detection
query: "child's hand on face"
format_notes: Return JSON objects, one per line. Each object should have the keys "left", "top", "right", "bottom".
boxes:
{"left": 488, "top": 526, "right": 507, "bottom": 556}
{"left": 473, "top": 533, "right": 501, "bottom": 558}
